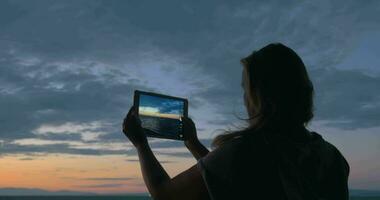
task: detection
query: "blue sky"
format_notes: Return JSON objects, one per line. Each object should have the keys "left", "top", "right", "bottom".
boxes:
{"left": 0, "top": 0, "right": 379, "bottom": 192}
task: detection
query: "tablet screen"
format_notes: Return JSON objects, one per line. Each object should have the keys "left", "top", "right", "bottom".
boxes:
{"left": 136, "top": 91, "right": 187, "bottom": 140}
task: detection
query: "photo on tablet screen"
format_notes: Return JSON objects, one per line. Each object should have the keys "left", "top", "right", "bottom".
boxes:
{"left": 138, "top": 93, "right": 185, "bottom": 140}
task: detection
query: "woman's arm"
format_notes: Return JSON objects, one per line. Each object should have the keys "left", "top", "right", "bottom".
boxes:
{"left": 136, "top": 143, "right": 209, "bottom": 200}
{"left": 182, "top": 117, "right": 210, "bottom": 160}
{"left": 136, "top": 142, "right": 171, "bottom": 198}
{"left": 185, "top": 139, "right": 210, "bottom": 160}
{"left": 123, "top": 107, "right": 209, "bottom": 200}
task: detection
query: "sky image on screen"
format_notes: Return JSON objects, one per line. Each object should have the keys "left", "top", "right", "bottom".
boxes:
{"left": 138, "top": 94, "right": 184, "bottom": 138}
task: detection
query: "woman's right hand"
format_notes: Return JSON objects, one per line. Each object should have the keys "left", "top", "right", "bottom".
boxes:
{"left": 182, "top": 117, "right": 200, "bottom": 147}
{"left": 182, "top": 116, "right": 210, "bottom": 160}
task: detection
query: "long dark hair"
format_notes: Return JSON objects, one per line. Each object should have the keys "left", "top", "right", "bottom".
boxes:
{"left": 212, "top": 43, "right": 314, "bottom": 148}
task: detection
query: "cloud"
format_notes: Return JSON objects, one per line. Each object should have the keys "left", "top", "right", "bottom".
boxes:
{"left": 0, "top": 140, "right": 130, "bottom": 156}
{"left": 0, "top": 137, "right": 199, "bottom": 157}
{"left": 125, "top": 159, "right": 139, "bottom": 162}
{"left": 126, "top": 159, "right": 177, "bottom": 164}
{"left": 0, "top": 0, "right": 379, "bottom": 160}
{"left": 75, "top": 184, "right": 125, "bottom": 188}
{"left": 149, "top": 138, "right": 213, "bottom": 149}
{"left": 78, "top": 177, "right": 135, "bottom": 181}
{"left": 156, "top": 151, "right": 193, "bottom": 158}
{"left": 33, "top": 121, "right": 109, "bottom": 141}
{"left": 33, "top": 121, "right": 104, "bottom": 135}
{"left": 0, "top": 56, "right": 143, "bottom": 140}
{"left": 311, "top": 68, "right": 380, "bottom": 129}
{"left": 18, "top": 157, "right": 35, "bottom": 161}
{"left": 26, "top": 138, "right": 205, "bottom": 159}
{"left": 139, "top": 106, "right": 160, "bottom": 114}
{"left": 12, "top": 138, "right": 76, "bottom": 146}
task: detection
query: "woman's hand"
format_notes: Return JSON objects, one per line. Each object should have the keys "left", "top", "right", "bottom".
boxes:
{"left": 122, "top": 106, "right": 148, "bottom": 148}
{"left": 182, "top": 116, "right": 209, "bottom": 160}
{"left": 182, "top": 116, "right": 199, "bottom": 146}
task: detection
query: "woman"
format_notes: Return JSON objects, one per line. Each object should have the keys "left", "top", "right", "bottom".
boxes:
{"left": 122, "top": 43, "right": 350, "bottom": 200}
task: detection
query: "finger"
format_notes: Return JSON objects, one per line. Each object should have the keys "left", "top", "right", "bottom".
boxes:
{"left": 187, "top": 117, "right": 194, "bottom": 124}
{"left": 181, "top": 117, "right": 189, "bottom": 125}
{"left": 125, "top": 107, "right": 139, "bottom": 123}
{"left": 123, "top": 106, "right": 136, "bottom": 130}
{"left": 126, "top": 106, "right": 135, "bottom": 118}
{"left": 123, "top": 115, "right": 130, "bottom": 129}
{"left": 180, "top": 116, "right": 185, "bottom": 122}
{"left": 122, "top": 115, "right": 130, "bottom": 130}
{"left": 182, "top": 116, "right": 190, "bottom": 122}
{"left": 182, "top": 117, "right": 194, "bottom": 126}
{"left": 122, "top": 120, "right": 127, "bottom": 133}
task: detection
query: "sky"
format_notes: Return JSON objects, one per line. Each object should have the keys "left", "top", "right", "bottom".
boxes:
{"left": 139, "top": 93, "right": 184, "bottom": 117}
{"left": 0, "top": 0, "right": 380, "bottom": 194}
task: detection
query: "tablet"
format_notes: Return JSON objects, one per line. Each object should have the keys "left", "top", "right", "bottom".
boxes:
{"left": 133, "top": 90, "right": 188, "bottom": 140}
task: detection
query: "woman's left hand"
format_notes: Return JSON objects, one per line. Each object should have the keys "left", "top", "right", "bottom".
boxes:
{"left": 122, "top": 106, "right": 148, "bottom": 148}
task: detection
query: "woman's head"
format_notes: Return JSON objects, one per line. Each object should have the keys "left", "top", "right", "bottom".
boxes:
{"left": 241, "top": 43, "right": 314, "bottom": 128}
{"left": 213, "top": 43, "right": 314, "bottom": 147}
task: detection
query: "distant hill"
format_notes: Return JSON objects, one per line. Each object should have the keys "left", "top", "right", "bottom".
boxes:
{"left": 1, "top": 187, "right": 379, "bottom": 197}
{"left": 0, "top": 188, "right": 95, "bottom": 196}
{"left": 0, "top": 187, "right": 150, "bottom": 196}
{"left": 350, "top": 189, "right": 380, "bottom": 197}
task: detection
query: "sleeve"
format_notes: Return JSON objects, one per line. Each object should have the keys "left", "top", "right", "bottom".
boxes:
{"left": 322, "top": 145, "right": 350, "bottom": 200}
{"left": 196, "top": 139, "right": 242, "bottom": 200}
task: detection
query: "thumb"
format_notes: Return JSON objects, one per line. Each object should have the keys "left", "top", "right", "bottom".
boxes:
{"left": 183, "top": 116, "right": 194, "bottom": 125}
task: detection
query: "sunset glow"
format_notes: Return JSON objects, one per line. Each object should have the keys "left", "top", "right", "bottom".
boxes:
{"left": 0, "top": 153, "right": 194, "bottom": 194}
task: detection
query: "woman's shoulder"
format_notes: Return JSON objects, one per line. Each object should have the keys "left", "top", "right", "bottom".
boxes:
{"left": 308, "top": 131, "right": 343, "bottom": 154}
{"left": 197, "top": 132, "right": 270, "bottom": 187}
{"left": 202, "top": 130, "right": 272, "bottom": 167}
{"left": 308, "top": 131, "right": 350, "bottom": 173}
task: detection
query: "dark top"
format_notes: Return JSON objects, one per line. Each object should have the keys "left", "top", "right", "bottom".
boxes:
{"left": 197, "top": 127, "right": 350, "bottom": 200}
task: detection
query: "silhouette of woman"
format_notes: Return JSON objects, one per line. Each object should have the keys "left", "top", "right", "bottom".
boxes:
{"left": 123, "top": 43, "right": 350, "bottom": 200}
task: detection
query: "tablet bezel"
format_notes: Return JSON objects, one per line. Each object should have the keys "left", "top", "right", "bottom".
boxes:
{"left": 133, "top": 90, "right": 188, "bottom": 140}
